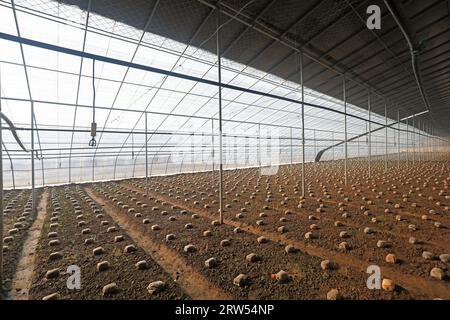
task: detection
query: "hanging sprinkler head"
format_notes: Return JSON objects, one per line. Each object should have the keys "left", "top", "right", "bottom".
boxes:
{"left": 89, "top": 122, "right": 97, "bottom": 147}
{"left": 89, "top": 58, "right": 97, "bottom": 147}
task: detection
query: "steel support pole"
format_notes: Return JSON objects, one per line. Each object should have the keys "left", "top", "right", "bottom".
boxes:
{"left": 0, "top": 73, "right": 3, "bottom": 296}
{"left": 433, "top": 129, "right": 436, "bottom": 159}
{"left": 417, "top": 119, "right": 421, "bottom": 161}
{"left": 201, "top": 133, "right": 204, "bottom": 168}
{"left": 300, "top": 52, "right": 305, "bottom": 198}
{"left": 357, "top": 139, "right": 360, "bottom": 158}
{"left": 332, "top": 131, "right": 335, "bottom": 167}
{"left": 412, "top": 115, "right": 416, "bottom": 165}
{"left": 406, "top": 117, "right": 409, "bottom": 166}
{"left": 424, "top": 121, "right": 427, "bottom": 160}
{"left": 313, "top": 129, "right": 317, "bottom": 176}
{"left": 429, "top": 124, "right": 432, "bottom": 160}
{"left": 430, "top": 125, "right": 432, "bottom": 160}
{"left": 258, "top": 123, "right": 261, "bottom": 170}
{"left": 290, "top": 127, "right": 293, "bottom": 165}
{"left": 421, "top": 120, "right": 424, "bottom": 161}
{"left": 217, "top": 10, "right": 224, "bottom": 225}
{"left": 343, "top": 76, "right": 348, "bottom": 186}
{"left": 424, "top": 122, "right": 427, "bottom": 161}
{"left": 191, "top": 134, "right": 195, "bottom": 172}
{"left": 245, "top": 136, "right": 249, "bottom": 166}
{"left": 429, "top": 124, "right": 431, "bottom": 160}
{"left": 434, "top": 128, "right": 436, "bottom": 159}
{"left": 368, "top": 91, "right": 372, "bottom": 178}
{"left": 384, "top": 102, "right": 388, "bottom": 171}
{"left": 145, "top": 113, "right": 148, "bottom": 197}
{"left": 234, "top": 135, "right": 237, "bottom": 168}
{"left": 211, "top": 119, "right": 215, "bottom": 171}
{"left": 428, "top": 126, "right": 430, "bottom": 159}
{"left": 31, "top": 101, "right": 35, "bottom": 216}
{"left": 397, "top": 110, "right": 400, "bottom": 169}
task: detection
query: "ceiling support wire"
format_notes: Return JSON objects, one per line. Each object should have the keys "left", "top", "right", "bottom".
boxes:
{"left": 0, "top": 1, "right": 446, "bottom": 184}
{"left": 198, "top": 0, "right": 443, "bottom": 138}
{"left": 136, "top": 52, "right": 303, "bottom": 176}
{"left": 7, "top": 0, "right": 426, "bottom": 125}
{"left": 10, "top": 0, "right": 43, "bottom": 213}
{"left": 382, "top": 0, "right": 436, "bottom": 125}
{"left": 3, "top": 95, "right": 421, "bottom": 140}
{"left": 68, "top": 0, "right": 92, "bottom": 183}
{"left": 344, "top": 0, "right": 415, "bottom": 82}
{"left": 196, "top": 0, "right": 390, "bottom": 103}
{"left": 128, "top": 0, "right": 341, "bottom": 174}
{"left": 93, "top": 0, "right": 162, "bottom": 180}
{"left": 128, "top": 0, "right": 284, "bottom": 176}
{"left": 0, "top": 67, "right": 16, "bottom": 189}
{"left": 0, "top": 100, "right": 29, "bottom": 297}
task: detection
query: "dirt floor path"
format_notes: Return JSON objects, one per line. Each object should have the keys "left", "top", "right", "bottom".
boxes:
{"left": 8, "top": 189, "right": 49, "bottom": 300}
{"left": 86, "top": 187, "right": 232, "bottom": 300}
{"left": 122, "top": 182, "right": 450, "bottom": 300}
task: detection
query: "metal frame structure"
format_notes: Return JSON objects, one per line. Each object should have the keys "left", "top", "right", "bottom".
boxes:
{"left": 1, "top": 0, "right": 449, "bottom": 297}
{"left": 0, "top": 1, "right": 447, "bottom": 187}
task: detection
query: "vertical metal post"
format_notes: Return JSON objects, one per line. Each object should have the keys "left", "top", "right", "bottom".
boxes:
{"left": 300, "top": 52, "right": 305, "bottom": 198}
{"left": 412, "top": 115, "right": 416, "bottom": 165}
{"left": 258, "top": 123, "right": 261, "bottom": 170}
{"left": 0, "top": 70, "right": 3, "bottom": 295}
{"left": 429, "top": 124, "right": 431, "bottom": 160}
{"left": 211, "top": 119, "right": 215, "bottom": 171}
{"left": 145, "top": 113, "right": 148, "bottom": 197}
{"left": 191, "top": 134, "right": 195, "bottom": 172}
{"left": 433, "top": 128, "right": 435, "bottom": 158}
{"left": 357, "top": 138, "right": 359, "bottom": 159}
{"left": 332, "top": 131, "right": 335, "bottom": 167}
{"left": 428, "top": 123, "right": 431, "bottom": 160}
{"left": 434, "top": 128, "right": 436, "bottom": 160}
{"left": 245, "top": 136, "right": 249, "bottom": 166}
{"left": 31, "top": 101, "right": 35, "bottom": 216}
{"left": 217, "top": 10, "right": 224, "bottom": 225}
{"left": 423, "top": 121, "right": 426, "bottom": 160}
{"left": 368, "top": 91, "right": 371, "bottom": 178}
{"left": 423, "top": 122, "right": 426, "bottom": 160}
{"left": 290, "top": 127, "right": 293, "bottom": 165}
{"left": 313, "top": 129, "right": 317, "bottom": 165}
{"left": 384, "top": 102, "right": 388, "bottom": 171}
{"left": 429, "top": 124, "right": 432, "bottom": 160}
{"left": 234, "top": 135, "right": 237, "bottom": 168}
{"left": 421, "top": 120, "right": 424, "bottom": 161}
{"left": 406, "top": 117, "right": 409, "bottom": 166}
{"left": 417, "top": 119, "right": 420, "bottom": 161}
{"left": 397, "top": 110, "right": 400, "bottom": 169}
{"left": 201, "top": 132, "right": 204, "bottom": 167}
{"left": 423, "top": 121, "right": 425, "bottom": 161}
{"left": 343, "top": 76, "right": 348, "bottom": 185}
{"left": 424, "top": 120, "right": 427, "bottom": 160}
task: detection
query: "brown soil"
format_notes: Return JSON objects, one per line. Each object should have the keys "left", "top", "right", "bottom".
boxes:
{"left": 8, "top": 189, "right": 49, "bottom": 300}
{"left": 89, "top": 179, "right": 416, "bottom": 300}
{"left": 86, "top": 187, "right": 231, "bottom": 300}
{"left": 28, "top": 186, "right": 188, "bottom": 300}
{"left": 5, "top": 158, "right": 449, "bottom": 300}
{"left": 2, "top": 189, "right": 37, "bottom": 292}
{"left": 119, "top": 159, "right": 450, "bottom": 299}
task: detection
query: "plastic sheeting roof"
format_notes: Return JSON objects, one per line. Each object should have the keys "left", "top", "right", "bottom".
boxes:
{"left": 0, "top": 0, "right": 431, "bottom": 187}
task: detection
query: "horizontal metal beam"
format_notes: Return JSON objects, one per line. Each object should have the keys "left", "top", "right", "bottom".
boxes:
{"left": 0, "top": 32, "right": 398, "bottom": 128}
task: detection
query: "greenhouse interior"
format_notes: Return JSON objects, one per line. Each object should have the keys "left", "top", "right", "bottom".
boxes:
{"left": 0, "top": 0, "right": 449, "bottom": 303}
